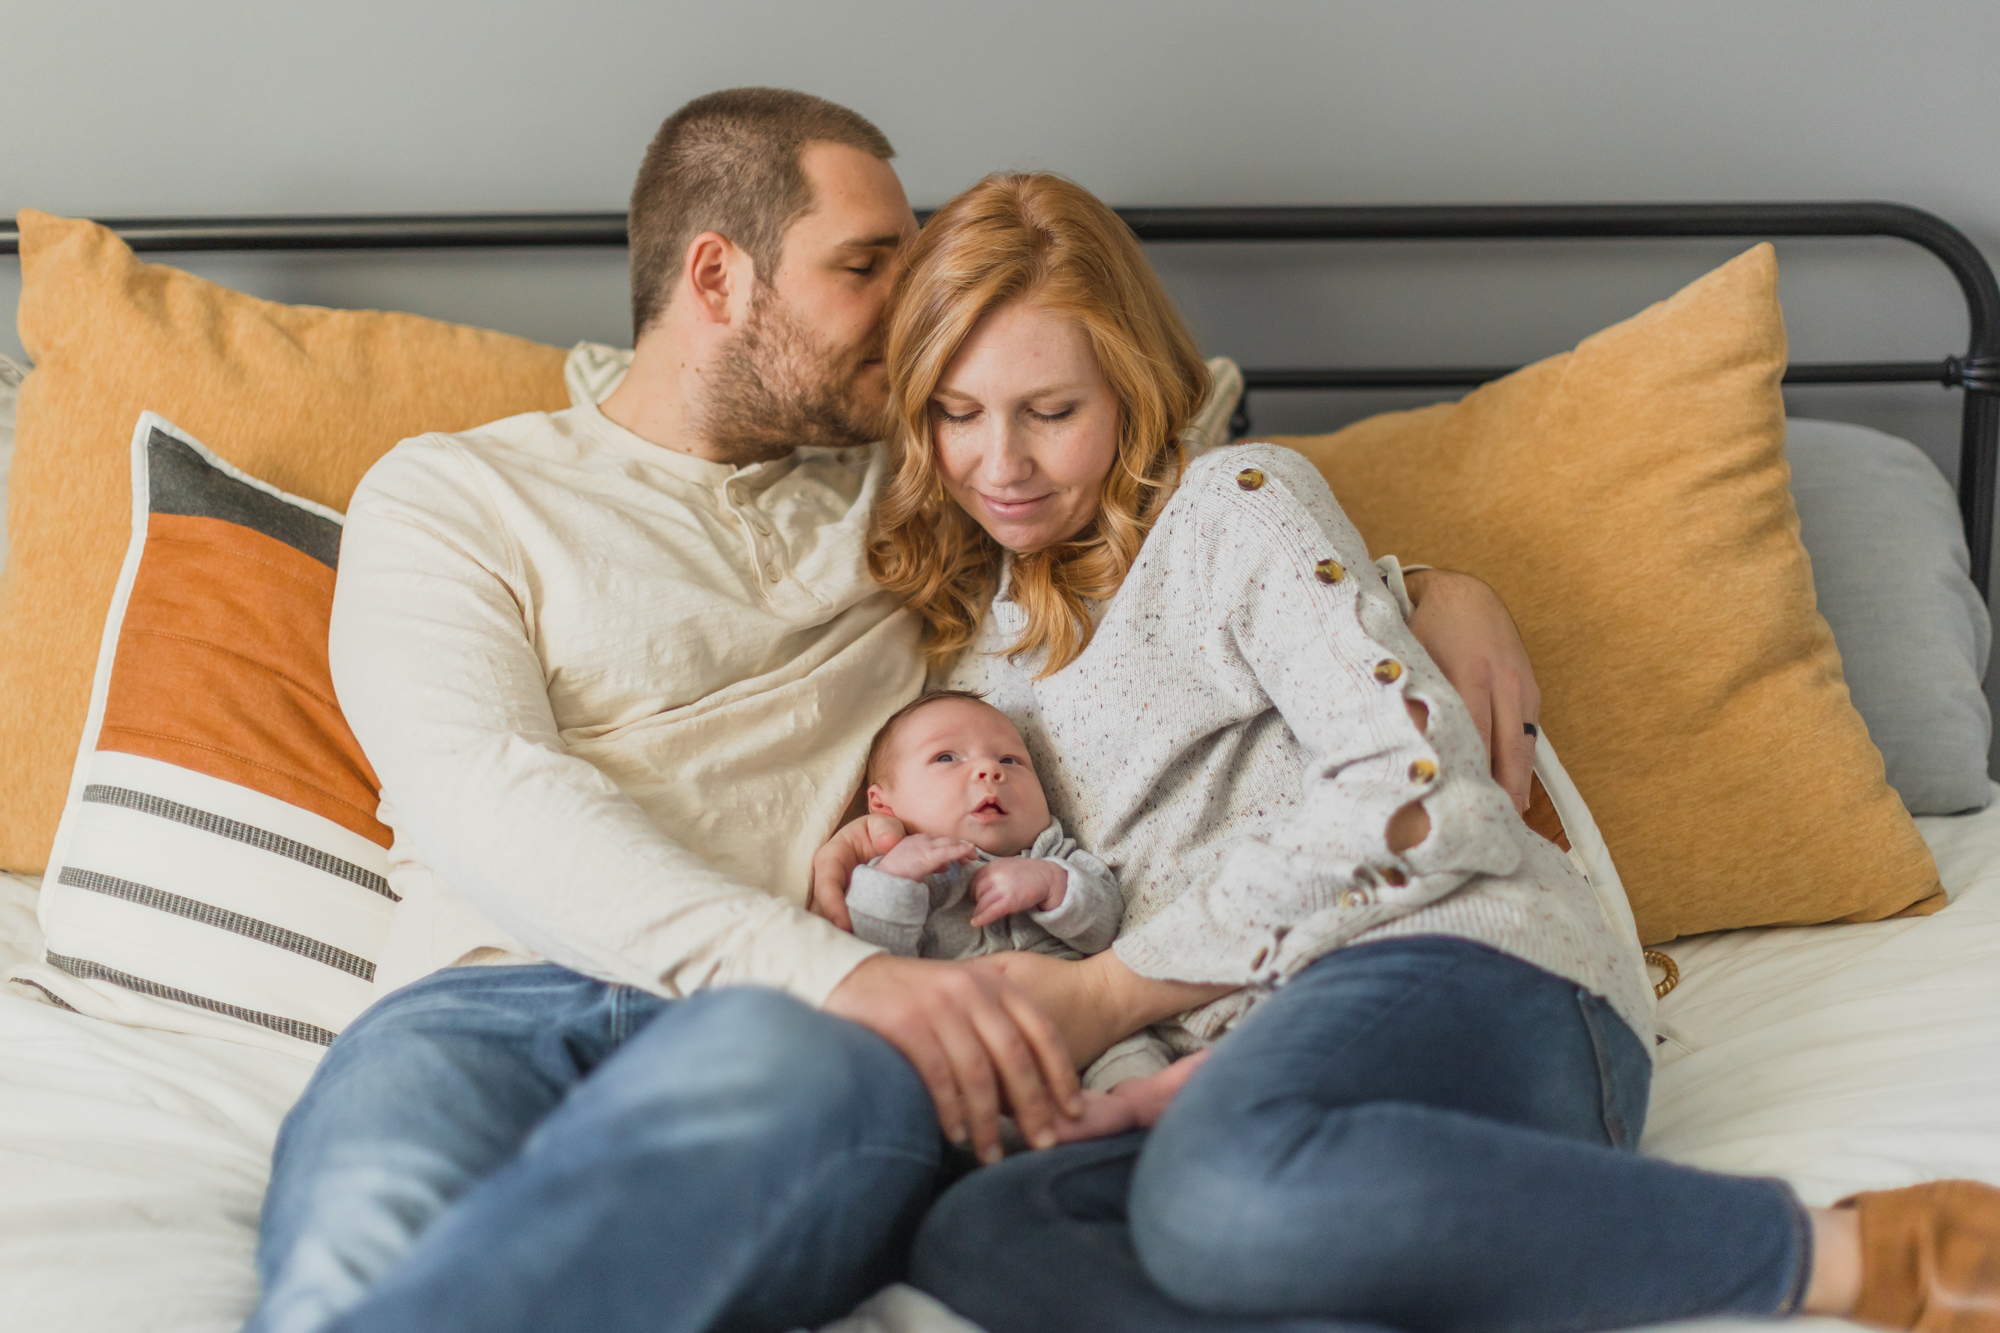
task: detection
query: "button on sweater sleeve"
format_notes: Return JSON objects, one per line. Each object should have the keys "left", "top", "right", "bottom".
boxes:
{"left": 1111, "top": 445, "right": 1521, "bottom": 988}
{"left": 328, "top": 440, "right": 881, "bottom": 1006}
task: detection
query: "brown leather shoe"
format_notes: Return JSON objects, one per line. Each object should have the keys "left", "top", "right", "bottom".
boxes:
{"left": 1840, "top": 1180, "right": 2000, "bottom": 1332}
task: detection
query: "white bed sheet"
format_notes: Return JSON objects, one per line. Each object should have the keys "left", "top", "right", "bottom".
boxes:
{"left": 4, "top": 790, "right": 1999, "bottom": 1333}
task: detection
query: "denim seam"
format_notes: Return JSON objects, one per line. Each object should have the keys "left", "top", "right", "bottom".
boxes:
{"left": 1574, "top": 989, "right": 1628, "bottom": 1149}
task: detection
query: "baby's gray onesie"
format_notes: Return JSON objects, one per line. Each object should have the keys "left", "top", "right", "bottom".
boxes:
{"left": 847, "top": 818, "right": 1170, "bottom": 1090}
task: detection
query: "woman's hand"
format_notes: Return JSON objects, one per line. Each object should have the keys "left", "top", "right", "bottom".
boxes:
{"left": 810, "top": 812, "right": 907, "bottom": 931}
{"left": 969, "top": 949, "right": 1237, "bottom": 1068}
{"left": 1403, "top": 568, "right": 1540, "bottom": 812}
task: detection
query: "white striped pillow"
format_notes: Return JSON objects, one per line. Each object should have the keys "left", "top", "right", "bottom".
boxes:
{"left": 7, "top": 413, "right": 393, "bottom": 1053}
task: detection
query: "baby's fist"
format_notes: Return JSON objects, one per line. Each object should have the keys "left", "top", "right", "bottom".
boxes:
{"left": 968, "top": 859, "right": 1068, "bottom": 929}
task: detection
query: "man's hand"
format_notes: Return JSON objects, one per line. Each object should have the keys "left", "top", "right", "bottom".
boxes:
{"left": 1403, "top": 568, "right": 1540, "bottom": 812}
{"left": 877, "top": 833, "right": 978, "bottom": 882}
{"left": 823, "top": 953, "right": 1081, "bottom": 1164}
{"left": 968, "top": 859, "right": 1068, "bottom": 928}
{"left": 810, "top": 813, "right": 906, "bottom": 931}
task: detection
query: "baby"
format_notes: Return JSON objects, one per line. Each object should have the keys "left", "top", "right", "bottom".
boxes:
{"left": 849, "top": 690, "right": 1195, "bottom": 1140}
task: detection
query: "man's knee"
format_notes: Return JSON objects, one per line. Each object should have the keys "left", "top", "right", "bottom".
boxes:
{"left": 609, "top": 986, "right": 936, "bottom": 1155}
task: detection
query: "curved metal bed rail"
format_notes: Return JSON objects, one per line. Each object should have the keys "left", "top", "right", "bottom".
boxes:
{"left": 3, "top": 202, "right": 1995, "bottom": 594}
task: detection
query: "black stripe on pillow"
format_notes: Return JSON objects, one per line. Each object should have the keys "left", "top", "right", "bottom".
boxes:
{"left": 81, "top": 785, "right": 397, "bottom": 900}
{"left": 8, "top": 977, "right": 80, "bottom": 1011}
{"left": 57, "top": 867, "right": 375, "bottom": 981}
{"left": 145, "top": 426, "right": 342, "bottom": 568}
{"left": 45, "top": 952, "right": 337, "bottom": 1046}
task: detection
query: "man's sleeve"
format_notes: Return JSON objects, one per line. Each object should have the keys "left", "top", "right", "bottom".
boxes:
{"left": 328, "top": 441, "right": 881, "bottom": 1005}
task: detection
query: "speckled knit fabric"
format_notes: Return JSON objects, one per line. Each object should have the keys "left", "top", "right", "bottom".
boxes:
{"left": 946, "top": 443, "right": 1653, "bottom": 1048}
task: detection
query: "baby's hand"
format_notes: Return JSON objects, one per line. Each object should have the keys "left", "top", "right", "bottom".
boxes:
{"left": 1050, "top": 1051, "right": 1211, "bottom": 1145}
{"left": 968, "top": 859, "right": 1069, "bottom": 929}
{"left": 874, "top": 833, "right": 978, "bottom": 882}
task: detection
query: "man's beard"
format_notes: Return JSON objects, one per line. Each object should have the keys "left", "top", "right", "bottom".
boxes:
{"left": 696, "top": 285, "right": 887, "bottom": 464}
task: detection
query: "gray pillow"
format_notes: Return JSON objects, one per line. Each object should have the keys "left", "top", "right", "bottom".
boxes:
{"left": 1786, "top": 417, "right": 1992, "bottom": 814}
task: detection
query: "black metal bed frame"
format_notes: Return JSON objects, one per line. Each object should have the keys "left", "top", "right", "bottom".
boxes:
{"left": 5, "top": 202, "right": 1996, "bottom": 596}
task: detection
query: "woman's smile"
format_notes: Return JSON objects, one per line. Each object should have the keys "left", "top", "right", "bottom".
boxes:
{"left": 978, "top": 491, "right": 1053, "bottom": 522}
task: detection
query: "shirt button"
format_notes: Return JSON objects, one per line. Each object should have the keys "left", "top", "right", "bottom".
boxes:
{"left": 1340, "top": 887, "right": 1370, "bottom": 909}
{"left": 1409, "top": 758, "right": 1437, "bottom": 783}
{"left": 1314, "top": 558, "right": 1345, "bottom": 584}
{"left": 765, "top": 564, "right": 782, "bottom": 583}
{"left": 1236, "top": 467, "right": 1265, "bottom": 490}
{"left": 1374, "top": 659, "right": 1404, "bottom": 683}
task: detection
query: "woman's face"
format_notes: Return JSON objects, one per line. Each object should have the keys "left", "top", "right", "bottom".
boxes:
{"left": 930, "top": 300, "right": 1120, "bottom": 553}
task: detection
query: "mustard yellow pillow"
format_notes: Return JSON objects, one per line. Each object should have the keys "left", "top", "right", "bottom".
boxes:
{"left": 0, "top": 211, "right": 570, "bottom": 873}
{"left": 1273, "top": 244, "right": 1942, "bottom": 943}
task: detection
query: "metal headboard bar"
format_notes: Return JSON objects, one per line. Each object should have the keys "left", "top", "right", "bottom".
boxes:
{"left": 4, "top": 202, "right": 1995, "bottom": 595}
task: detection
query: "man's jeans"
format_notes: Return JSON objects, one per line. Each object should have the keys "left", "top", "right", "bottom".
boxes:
{"left": 243, "top": 964, "right": 942, "bottom": 1333}
{"left": 914, "top": 937, "right": 1812, "bottom": 1333}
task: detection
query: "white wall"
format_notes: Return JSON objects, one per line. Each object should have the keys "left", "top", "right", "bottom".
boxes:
{"left": 7, "top": 0, "right": 2000, "bottom": 733}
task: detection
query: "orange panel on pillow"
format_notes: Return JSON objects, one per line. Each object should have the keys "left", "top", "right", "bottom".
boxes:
{"left": 98, "top": 513, "right": 389, "bottom": 847}
{"left": 0, "top": 210, "right": 567, "bottom": 872}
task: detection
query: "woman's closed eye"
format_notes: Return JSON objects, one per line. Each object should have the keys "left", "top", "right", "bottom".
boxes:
{"left": 1028, "top": 404, "right": 1075, "bottom": 424}
{"left": 932, "top": 402, "right": 979, "bottom": 426}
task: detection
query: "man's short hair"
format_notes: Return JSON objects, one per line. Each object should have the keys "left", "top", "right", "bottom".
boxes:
{"left": 865, "top": 689, "right": 991, "bottom": 786}
{"left": 627, "top": 87, "right": 896, "bottom": 339}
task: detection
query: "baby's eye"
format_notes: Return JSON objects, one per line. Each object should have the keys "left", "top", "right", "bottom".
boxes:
{"left": 930, "top": 751, "right": 958, "bottom": 764}
{"left": 1000, "top": 756, "right": 1022, "bottom": 765}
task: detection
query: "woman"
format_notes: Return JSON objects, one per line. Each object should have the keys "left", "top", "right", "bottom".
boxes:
{"left": 825, "top": 172, "right": 2000, "bottom": 1333}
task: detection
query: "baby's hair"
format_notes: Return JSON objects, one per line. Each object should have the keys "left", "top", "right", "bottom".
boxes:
{"left": 866, "top": 689, "right": 993, "bottom": 786}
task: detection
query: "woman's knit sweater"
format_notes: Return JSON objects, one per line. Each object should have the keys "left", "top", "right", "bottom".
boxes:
{"left": 945, "top": 443, "right": 1653, "bottom": 1047}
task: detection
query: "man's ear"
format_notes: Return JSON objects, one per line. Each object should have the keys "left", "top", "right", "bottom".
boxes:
{"left": 866, "top": 784, "right": 895, "bottom": 817}
{"left": 681, "top": 231, "right": 749, "bottom": 325}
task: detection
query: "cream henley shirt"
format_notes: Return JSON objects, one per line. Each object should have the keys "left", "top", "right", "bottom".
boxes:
{"left": 329, "top": 401, "right": 921, "bottom": 1005}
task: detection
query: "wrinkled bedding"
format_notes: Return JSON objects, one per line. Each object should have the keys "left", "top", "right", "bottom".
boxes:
{"left": 4, "top": 790, "right": 1999, "bottom": 1333}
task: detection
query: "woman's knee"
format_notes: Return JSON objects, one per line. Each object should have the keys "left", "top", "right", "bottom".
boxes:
{"left": 1129, "top": 1103, "right": 1454, "bottom": 1315}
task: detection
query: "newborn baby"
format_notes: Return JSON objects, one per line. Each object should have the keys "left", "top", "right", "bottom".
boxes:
{"left": 849, "top": 690, "right": 1194, "bottom": 1140}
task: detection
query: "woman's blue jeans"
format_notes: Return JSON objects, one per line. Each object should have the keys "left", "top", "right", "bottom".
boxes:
{"left": 913, "top": 937, "right": 1812, "bottom": 1333}
{"left": 243, "top": 964, "right": 943, "bottom": 1333}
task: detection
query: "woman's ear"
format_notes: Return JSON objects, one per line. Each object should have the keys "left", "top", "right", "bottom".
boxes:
{"left": 866, "top": 784, "right": 895, "bottom": 817}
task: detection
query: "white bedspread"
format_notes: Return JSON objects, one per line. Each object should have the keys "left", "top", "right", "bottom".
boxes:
{"left": 5, "top": 792, "right": 1999, "bottom": 1333}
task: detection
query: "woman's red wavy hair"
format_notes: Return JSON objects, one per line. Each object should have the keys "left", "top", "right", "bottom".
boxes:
{"left": 867, "top": 173, "right": 1210, "bottom": 677}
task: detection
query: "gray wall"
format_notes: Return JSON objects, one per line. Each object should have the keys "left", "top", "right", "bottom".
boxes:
{"left": 7, "top": 0, "right": 2000, "bottom": 739}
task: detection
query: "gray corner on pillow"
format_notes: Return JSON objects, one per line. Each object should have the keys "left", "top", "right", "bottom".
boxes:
{"left": 1787, "top": 418, "right": 1993, "bottom": 814}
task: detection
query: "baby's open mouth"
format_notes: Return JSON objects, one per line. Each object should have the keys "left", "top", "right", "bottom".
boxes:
{"left": 972, "top": 796, "right": 1006, "bottom": 817}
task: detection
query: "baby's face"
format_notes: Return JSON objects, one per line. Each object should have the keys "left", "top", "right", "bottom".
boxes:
{"left": 867, "top": 698, "right": 1052, "bottom": 856}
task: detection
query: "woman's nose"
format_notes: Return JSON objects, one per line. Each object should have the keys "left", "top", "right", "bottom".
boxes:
{"left": 972, "top": 425, "right": 1035, "bottom": 487}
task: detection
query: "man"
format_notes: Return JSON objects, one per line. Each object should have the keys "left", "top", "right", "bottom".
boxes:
{"left": 245, "top": 87, "right": 1543, "bottom": 1333}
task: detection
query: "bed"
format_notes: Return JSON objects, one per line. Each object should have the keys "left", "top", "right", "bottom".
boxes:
{"left": 1, "top": 202, "right": 1997, "bottom": 1333}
